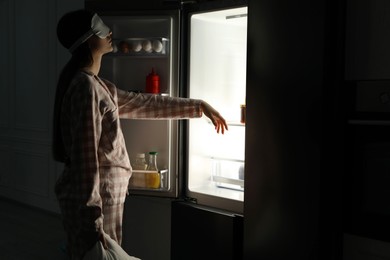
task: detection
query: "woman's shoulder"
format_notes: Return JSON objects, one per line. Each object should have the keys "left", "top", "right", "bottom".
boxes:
{"left": 73, "top": 70, "right": 95, "bottom": 85}
{"left": 67, "top": 71, "right": 96, "bottom": 96}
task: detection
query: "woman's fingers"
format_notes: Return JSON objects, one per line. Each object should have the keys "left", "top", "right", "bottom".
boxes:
{"left": 201, "top": 101, "right": 228, "bottom": 134}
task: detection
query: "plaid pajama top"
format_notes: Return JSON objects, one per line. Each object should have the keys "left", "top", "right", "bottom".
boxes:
{"left": 55, "top": 71, "right": 202, "bottom": 258}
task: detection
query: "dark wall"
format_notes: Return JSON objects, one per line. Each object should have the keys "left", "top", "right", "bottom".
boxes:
{"left": 244, "top": 0, "right": 345, "bottom": 259}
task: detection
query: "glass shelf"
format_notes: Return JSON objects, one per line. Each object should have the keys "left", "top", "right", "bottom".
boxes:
{"left": 227, "top": 121, "right": 246, "bottom": 127}
{"left": 206, "top": 120, "right": 245, "bottom": 127}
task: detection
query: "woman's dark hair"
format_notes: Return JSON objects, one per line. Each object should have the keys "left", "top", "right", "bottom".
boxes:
{"left": 52, "top": 10, "right": 95, "bottom": 162}
{"left": 56, "top": 9, "right": 95, "bottom": 50}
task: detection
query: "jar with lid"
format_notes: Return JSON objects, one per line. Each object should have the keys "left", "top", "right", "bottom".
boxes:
{"left": 146, "top": 151, "right": 158, "bottom": 171}
{"left": 133, "top": 153, "right": 147, "bottom": 170}
{"left": 146, "top": 151, "right": 160, "bottom": 189}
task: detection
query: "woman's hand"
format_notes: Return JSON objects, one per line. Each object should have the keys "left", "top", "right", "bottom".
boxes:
{"left": 201, "top": 101, "right": 228, "bottom": 134}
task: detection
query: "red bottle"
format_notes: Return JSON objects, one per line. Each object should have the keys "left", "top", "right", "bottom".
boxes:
{"left": 145, "top": 68, "right": 160, "bottom": 94}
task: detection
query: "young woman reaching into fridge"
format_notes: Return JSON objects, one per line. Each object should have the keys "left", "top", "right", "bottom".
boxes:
{"left": 53, "top": 9, "right": 228, "bottom": 260}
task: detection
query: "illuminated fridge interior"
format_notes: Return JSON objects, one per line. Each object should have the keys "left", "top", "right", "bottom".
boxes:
{"left": 187, "top": 7, "right": 247, "bottom": 212}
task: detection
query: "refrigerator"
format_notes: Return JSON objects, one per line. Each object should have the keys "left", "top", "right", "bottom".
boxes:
{"left": 86, "top": 1, "right": 247, "bottom": 259}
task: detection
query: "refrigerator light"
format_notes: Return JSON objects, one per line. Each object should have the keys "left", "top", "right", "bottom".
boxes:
{"left": 226, "top": 13, "right": 247, "bottom": 20}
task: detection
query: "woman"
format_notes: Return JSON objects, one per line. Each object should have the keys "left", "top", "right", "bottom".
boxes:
{"left": 53, "top": 9, "right": 227, "bottom": 260}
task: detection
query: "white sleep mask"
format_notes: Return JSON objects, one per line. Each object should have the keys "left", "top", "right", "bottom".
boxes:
{"left": 69, "top": 13, "right": 111, "bottom": 53}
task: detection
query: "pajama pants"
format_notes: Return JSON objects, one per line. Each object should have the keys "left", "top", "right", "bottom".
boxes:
{"left": 56, "top": 167, "right": 131, "bottom": 259}
{"left": 58, "top": 201, "right": 125, "bottom": 259}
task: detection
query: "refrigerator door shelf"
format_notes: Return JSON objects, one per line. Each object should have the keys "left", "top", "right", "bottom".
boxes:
{"left": 212, "top": 176, "right": 244, "bottom": 190}
{"left": 129, "top": 169, "right": 169, "bottom": 191}
{"left": 211, "top": 157, "right": 244, "bottom": 191}
{"left": 111, "top": 37, "right": 169, "bottom": 56}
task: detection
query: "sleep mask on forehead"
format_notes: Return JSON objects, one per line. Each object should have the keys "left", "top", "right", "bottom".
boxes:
{"left": 69, "top": 13, "right": 111, "bottom": 53}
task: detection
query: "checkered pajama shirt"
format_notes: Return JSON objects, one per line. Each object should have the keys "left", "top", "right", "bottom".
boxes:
{"left": 55, "top": 71, "right": 202, "bottom": 259}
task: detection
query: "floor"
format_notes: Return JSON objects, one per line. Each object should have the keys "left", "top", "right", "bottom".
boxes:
{"left": 0, "top": 197, "right": 68, "bottom": 260}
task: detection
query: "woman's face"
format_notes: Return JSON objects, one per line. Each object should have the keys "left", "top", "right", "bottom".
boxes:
{"left": 89, "top": 32, "right": 113, "bottom": 55}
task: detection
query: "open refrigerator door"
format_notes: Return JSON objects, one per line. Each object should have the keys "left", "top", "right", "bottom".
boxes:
{"left": 185, "top": 6, "right": 247, "bottom": 214}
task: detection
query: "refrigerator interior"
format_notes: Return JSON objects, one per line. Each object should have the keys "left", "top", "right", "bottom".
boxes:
{"left": 187, "top": 7, "right": 247, "bottom": 211}
{"left": 99, "top": 15, "right": 179, "bottom": 196}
